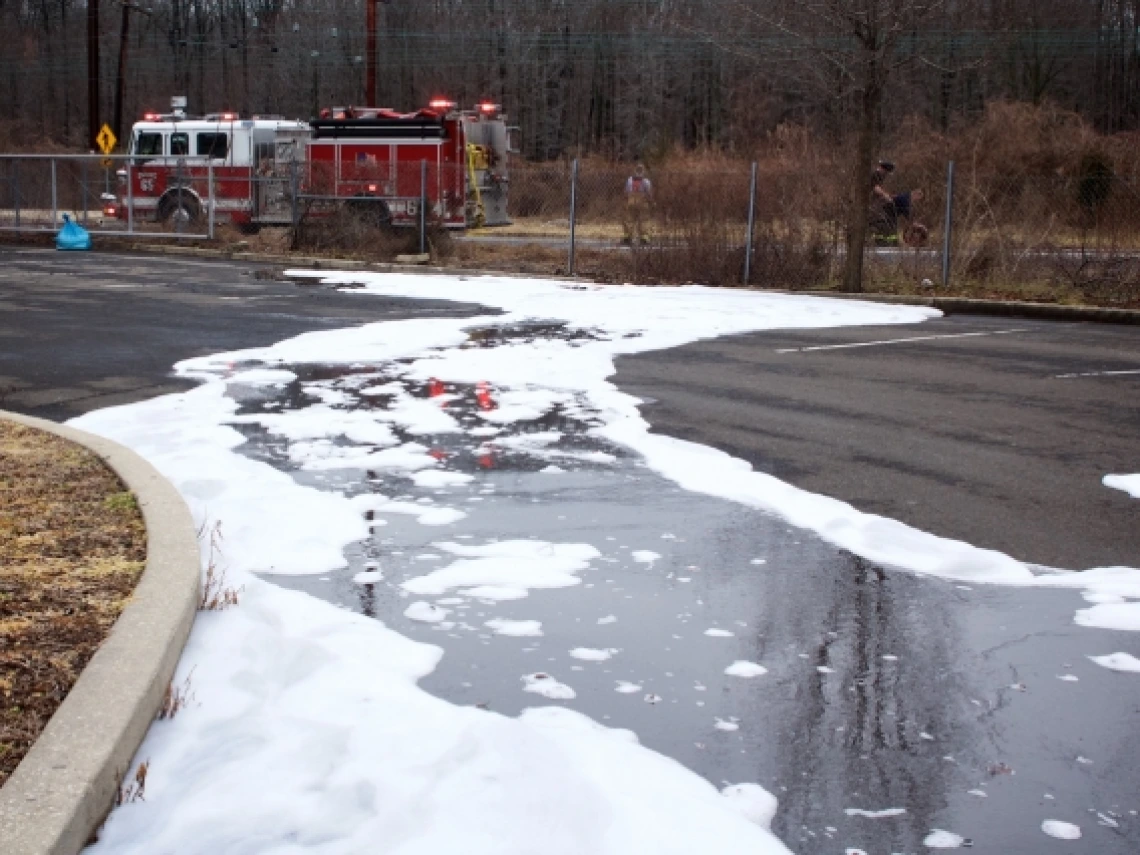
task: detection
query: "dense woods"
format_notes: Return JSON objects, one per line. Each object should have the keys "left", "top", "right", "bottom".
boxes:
{"left": 2, "top": 1, "right": 1140, "bottom": 157}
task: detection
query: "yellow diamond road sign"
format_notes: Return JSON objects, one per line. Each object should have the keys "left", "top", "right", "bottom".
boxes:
{"left": 96, "top": 124, "right": 117, "bottom": 155}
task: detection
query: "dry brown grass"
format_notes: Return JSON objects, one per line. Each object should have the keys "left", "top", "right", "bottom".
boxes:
{"left": 0, "top": 421, "right": 145, "bottom": 787}
{"left": 198, "top": 522, "right": 242, "bottom": 612}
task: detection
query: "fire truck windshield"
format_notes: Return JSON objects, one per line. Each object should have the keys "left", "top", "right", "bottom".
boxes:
{"left": 134, "top": 132, "right": 162, "bottom": 158}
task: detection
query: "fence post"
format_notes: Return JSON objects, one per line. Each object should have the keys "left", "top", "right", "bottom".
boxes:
{"left": 744, "top": 161, "right": 757, "bottom": 286}
{"left": 290, "top": 159, "right": 299, "bottom": 231}
{"left": 568, "top": 158, "right": 579, "bottom": 276}
{"left": 81, "top": 159, "right": 89, "bottom": 225}
{"left": 941, "top": 160, "right": 955, "bottom": 290}
{"left": 175, "top": 159, "right": 184, "bottom": 234}
{"left": 12, "top": 161, "right": 19, "bottom": 228}
{"left": 208, "top": 162, "right": 215, "bottom": 240}
{"left": 419, "top": 159, "right": 427, "bottom": 255}
{"left": 127, "top": 160, "right": 134, "bottom": 233}
{"left": 50, "top": 158, "right": 58, "bottom": 228}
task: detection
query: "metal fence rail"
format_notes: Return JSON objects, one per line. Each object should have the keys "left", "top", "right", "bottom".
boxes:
{"left": 0, "top": 154, "right": 214, "bottom": 240}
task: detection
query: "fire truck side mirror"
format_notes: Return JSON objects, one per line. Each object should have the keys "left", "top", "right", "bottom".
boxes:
{"left": 506, "top": 126, "right": 521, "bottom": 156}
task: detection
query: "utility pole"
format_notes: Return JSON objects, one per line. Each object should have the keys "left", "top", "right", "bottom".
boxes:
{"left": 87, "top": 0, "right": 101, "bottom": 148}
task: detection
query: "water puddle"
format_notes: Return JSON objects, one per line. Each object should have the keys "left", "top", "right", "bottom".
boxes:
{"left": 218, "top": 319, "right": 1138, "bottom": 854}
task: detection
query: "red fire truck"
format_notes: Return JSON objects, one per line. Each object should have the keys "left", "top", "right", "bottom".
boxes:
{"left": 109, "top": 97, "right": 516, "bottom": 232}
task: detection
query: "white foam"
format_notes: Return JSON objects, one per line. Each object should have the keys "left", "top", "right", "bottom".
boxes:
{"left": 615, "top": 681, "right": 642, "bottom": 694}
{"left": 227, "top": 368, "right": 297, "bottom": 385}
{"left": 724, "top": 661, "right": 768, "bottom": 678}
{"left": 720, "top": 783, "right": 778, "bottom": 830}
{"left": 402, "top": 539, "right": 596, "bottom": 598}
{"left": 521, "top": 673, "right": 576, "bottom": 700}
{"left": 844, "top": 807, "right": 906, "bottom": 818}
{"left": 411, "top": 469, "right": 475, "bottom": 488}
{"left": 569, "top": 647, "right": 617, "bottom": 662}
{"left": 404, "top": 601, "right": 450, "bottom": 623}
{"left": 705, "top": 628, "right": 735, "bottom": 638}
{"left": 632, "top": 550, "right": 661, "bottom": 564}
{"left": 1074, "top": 601, "right": 1140, "bottom": 631}
{"left": 352, "top": 496, "right": 468, "bottom": 528}
{"left": 353, "top": 570, "right": 383, "bottom": 585}
{"left": 714, "top": 719, "right": 740, "bottom": 732}
{"left": 486, "top": 619, "right": 544, "bottom": 637}
{"left": 1088, "top": 652, "right": 1140, "bottom": 672}
{"left": 1041, "top": 820, "right": 1081, "bottom": 840}
{"left": 1103, "top": 473, "right": 1140, "bottom": 498}
{"left": 923, "top": 829, "right": 965, "bottom": 848}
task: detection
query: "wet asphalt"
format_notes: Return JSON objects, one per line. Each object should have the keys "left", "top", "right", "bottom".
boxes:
{"left": 615, "top": 317, "right": 1140, "bottom": 571}
{"left": 2, "top": 246, "right": 1139, "bottom": 853}
{"left": 0, "top": 246, "right": 492, "bottom": 420}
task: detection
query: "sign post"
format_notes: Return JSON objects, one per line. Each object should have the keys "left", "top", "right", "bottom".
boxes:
{"left": 96, "top": 124, "right": 117, "bottom": 170}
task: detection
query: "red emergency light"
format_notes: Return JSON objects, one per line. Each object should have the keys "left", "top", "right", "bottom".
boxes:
{"left": 143, "top": 112, "right": 161, "bottom": 121}
{"left": 219, "top": 112, "right": 238, "bottom": 120}
{"left": 428, "top": 98, "right": 455, "bottom": 111}
{"left": 477, "top": 102, "right": 500, "bottom": 114}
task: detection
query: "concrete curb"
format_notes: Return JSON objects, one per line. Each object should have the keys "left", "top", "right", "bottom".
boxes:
{"left": 0, "top": 412, "right": 200, "bottom": 855}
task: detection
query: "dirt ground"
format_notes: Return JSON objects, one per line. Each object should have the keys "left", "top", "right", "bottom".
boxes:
{"left": 0, "top": 421, "right": 145, "bottom": 786}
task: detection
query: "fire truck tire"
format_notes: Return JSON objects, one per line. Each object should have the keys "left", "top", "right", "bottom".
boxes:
{"left": 346, "top": 196, "right": 392, "bottom": 231}
{"left": 157, "top": 193, "right": 201, "bottom": 228}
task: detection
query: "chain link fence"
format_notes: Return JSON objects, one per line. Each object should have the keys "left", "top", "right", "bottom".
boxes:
{"left": 2, "top": 153, "right": 1138, "bottom": 306}
{"left": 0, "top": 154, "right": 216, "bottom": 239}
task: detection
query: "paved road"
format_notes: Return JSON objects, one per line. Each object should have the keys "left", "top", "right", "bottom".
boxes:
{"left": 614, "top": 317, "right": 1140, "bottom": 571}
{"left": 0, "top": 247, "right": 491, "bottom": 421}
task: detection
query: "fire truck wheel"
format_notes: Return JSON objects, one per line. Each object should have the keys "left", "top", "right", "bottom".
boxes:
{"left": 157, "top": 193, "right": 201, "bottom": 228}
{"left": 346, "top": 196, "right": 392, "bottom": 231}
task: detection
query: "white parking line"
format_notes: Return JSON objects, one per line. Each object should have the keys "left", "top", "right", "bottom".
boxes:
{"left": 776, "top": 328, "right": 1028, "bottom": 354}
{"left": 1054, "top": 368, "right": 1140, "bottom": 379}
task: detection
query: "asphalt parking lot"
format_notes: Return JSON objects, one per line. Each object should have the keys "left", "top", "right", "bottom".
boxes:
{"left": 615, "top": 315, "right": 1140, "bottom": 570}
{"left": 3, "top": 244, "right": 1137, "bottom": 570}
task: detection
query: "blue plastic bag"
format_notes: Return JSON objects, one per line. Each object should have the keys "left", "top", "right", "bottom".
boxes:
{"left": 56, "top": 213, "right": 91, "bottom": 251}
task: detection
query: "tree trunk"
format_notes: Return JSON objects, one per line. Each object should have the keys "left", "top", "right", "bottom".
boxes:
{"left": 841, "top": 74, "right": 883, "bottom": 294}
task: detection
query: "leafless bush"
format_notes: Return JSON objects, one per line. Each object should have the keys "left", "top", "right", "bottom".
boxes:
{"left": 292, "top": 205, "right": 418, "bottom": 259}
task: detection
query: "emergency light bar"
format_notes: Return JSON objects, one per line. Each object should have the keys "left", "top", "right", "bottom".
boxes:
{"left": 477, "top": 102, "right": 500, "bottom": 114}
{"left": 428, "top": 98, "right": 456, "bottom": 111}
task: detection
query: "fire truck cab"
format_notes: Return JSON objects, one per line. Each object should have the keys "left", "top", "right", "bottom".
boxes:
{"left": 122, "top": 104, "right": 308, "bottom": 229}
{"left": 113, "top": 96, "right": 515, "bottom": 232}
